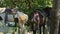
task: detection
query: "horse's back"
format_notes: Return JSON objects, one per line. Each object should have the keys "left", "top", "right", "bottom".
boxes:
{"left": 17, "top": 11, "right": 28, "bottom": 24}
{"left": 43, "top": 7, "right": 52, "bottom": 17}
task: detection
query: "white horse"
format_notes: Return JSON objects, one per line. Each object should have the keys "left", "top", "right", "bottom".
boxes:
{"left": 12, "top": 9, "right": 28, "bottom": 34}
{"left": 17, "top": 11, "right": 28, "bottom": 34}
{"left": 0, "top": 8, "right": 28, "bottom": 34}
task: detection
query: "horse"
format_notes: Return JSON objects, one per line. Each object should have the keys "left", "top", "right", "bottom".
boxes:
{"left": 1, "top": 8, "right": 28, "bottom": 34}
{"left": 12, "top": 9, "right": 28, "bottom": 34}
{"left": 29, "top": 7, "right": 52, "bottom": 34}
{"left": 29, "top": 9, "right": 47, "bottom": 34}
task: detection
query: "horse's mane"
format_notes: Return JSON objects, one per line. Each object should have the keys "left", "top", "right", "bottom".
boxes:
{"left": 34, "top": 9, "right": 47, "bottom": 17}
{"left": 29, "top": 12, "right": 34, "bottom": 20}
{"left": 43, "top": 7, "right": 52, "bottom": 17}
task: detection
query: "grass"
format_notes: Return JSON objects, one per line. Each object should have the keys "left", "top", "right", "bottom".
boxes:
{"left": 0, "top": 21, "right": 50, "bottom": 34}
{"left": 0, "top": 32, "right": 3, "bottom": 34}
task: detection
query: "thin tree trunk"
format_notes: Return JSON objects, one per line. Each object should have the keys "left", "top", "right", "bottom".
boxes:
{"left": 58, "top": 22, "right": 60, "bottom": 34}
{"left": 49, "top": 0, "right": 60, "bottom": 34}
{"left": 58, "top": 14, "right": 60, "bottom": 34}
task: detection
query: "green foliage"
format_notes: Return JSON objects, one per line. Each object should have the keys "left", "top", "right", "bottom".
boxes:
{"left": 0, "top": 0, "right": 53, "bottom": 15}
{"left": 0, "top": 0, "right": 53, "bottom": 30}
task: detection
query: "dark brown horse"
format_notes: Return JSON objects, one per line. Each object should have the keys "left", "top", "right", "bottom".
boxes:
{"left": 29, "top": 7, "right": 52, "bottom": 34}
{"left": 29, "top": 9, "right": 47, "bottom": 34}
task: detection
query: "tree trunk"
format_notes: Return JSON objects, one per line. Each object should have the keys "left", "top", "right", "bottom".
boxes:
{"left": 58, "top": 22, "right": 60, "bottom": 34}
{"left": 49, "top": 0, "right": 60, "bottom": 34}
{"left": 58, "top": 14, "right": 60, "bottom": 34}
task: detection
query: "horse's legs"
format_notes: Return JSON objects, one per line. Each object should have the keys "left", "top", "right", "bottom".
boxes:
{"left": 43, "top": 17, "right": 48, "bottom": 34}
{"left": 12, "top": 32, "right": 15, "bottom": 34}
{"left": 33, "top": 23, "right": 37, "bottom": 34}
{"left": 18, "top": 23, "right": 20, "bottom": 34}
{"left": 45, "top": 25, "right": 48, "bottom": 34}
{"left": 20, "top": 24, "right": 25, "bottom": 34}
{"left": 31, "top": 23, "right": 34, "bottom": 31}
{"left": 43, "top": 25, "right": 45, "bottom": 34}
{"left": 33, "top": 27, "right": 36, "bottom": 34}
{"left": 33, "top": 30, "right": 36, "bottom": 34}
{"left": 39, "top": 26, "right": 41, "bottom": 34}
{"left": 43, "top": 24, "right": 48, "bottom": 34}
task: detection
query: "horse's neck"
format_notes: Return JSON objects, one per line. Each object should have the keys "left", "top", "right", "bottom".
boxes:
{"left": 17, "top": 11, "right": 24, "bottom": 15}
{"left": 14, "top": 14, "right": 18, "bottom": 18}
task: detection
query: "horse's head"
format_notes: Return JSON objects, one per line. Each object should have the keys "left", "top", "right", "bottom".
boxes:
{"left": 29, "top": 9, "right": 42, "bottom": 23}
{"left": 12, "top": 8, "right": 17, "bottom": 15}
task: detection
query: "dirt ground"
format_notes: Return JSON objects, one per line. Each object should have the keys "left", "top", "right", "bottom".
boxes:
{"left": 0, "top": 32, "right": 49, "bottom": 34}
{"left": 25, "top": 31, "right": 49, "bottom": 34}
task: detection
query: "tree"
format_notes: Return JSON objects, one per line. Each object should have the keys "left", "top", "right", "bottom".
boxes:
{"left": 58, "top": 21, "right": 60, "bottom": 34}
{"left": 49, "top": 0, "right": 60, "bottom": 34}
{"left": 0, "top": 0, "right": 52, "bottom": 14}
